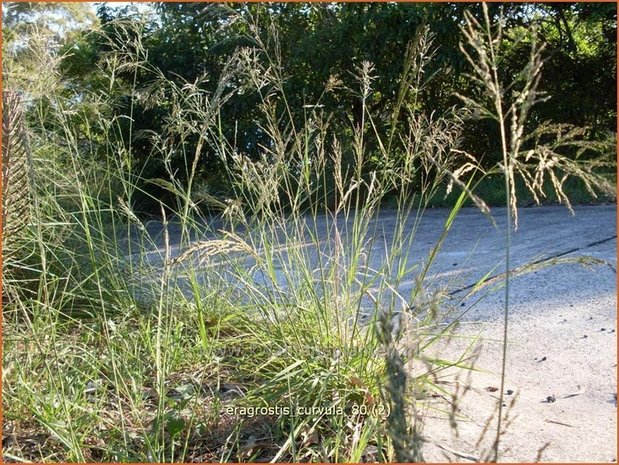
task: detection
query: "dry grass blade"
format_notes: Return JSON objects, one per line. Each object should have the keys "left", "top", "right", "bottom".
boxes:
{"left": 169, "top": 232, "right": 258, "bottom": 267}
{"left": 435, "top": 442, "right": 480, "bottom": 462}
{"left": 516, "top": 123, "right": 616, "bottom": 211}
{"left": 2, "top": 91, "right": 32, "bottom": 262}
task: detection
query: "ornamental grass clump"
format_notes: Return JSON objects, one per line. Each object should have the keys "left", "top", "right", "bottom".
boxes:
{"left": 2, "top": 5, "right": 614, "bottom": 463}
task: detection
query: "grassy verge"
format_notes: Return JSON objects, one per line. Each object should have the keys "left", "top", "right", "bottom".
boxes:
{"left": 3, "top": 8, "right": 615, "bottom": 463}
{"left": 1, "top": 22, "right": 476, "bottom": 462}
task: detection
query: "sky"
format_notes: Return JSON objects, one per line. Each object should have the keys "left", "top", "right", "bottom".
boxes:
{"left": 94, "top": 2, "right": 152, "bottom": 14}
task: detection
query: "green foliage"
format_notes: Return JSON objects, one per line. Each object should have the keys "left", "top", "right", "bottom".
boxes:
{"left": 43, "top": 3, "right": 616, "bottom": 208}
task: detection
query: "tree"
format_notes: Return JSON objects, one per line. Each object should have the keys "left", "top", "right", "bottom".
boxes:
{"left": 41, "top": 2, "right": 618, "bottom": 209}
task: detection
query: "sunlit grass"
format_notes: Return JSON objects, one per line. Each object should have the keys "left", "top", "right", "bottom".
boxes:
{"left": 2, "top": 6, "right": 615, "bottom": 463}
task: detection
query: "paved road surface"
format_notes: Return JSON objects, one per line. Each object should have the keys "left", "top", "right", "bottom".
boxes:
{"left": 129, "top": 205, "right": 616, "bottom": 321}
